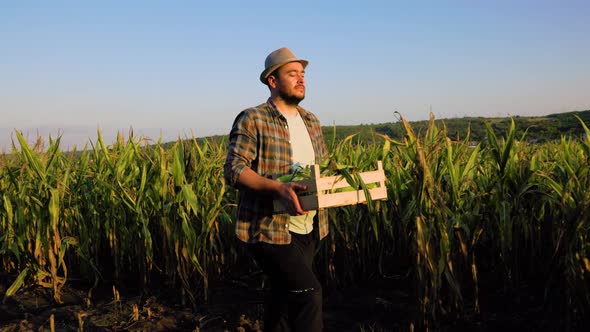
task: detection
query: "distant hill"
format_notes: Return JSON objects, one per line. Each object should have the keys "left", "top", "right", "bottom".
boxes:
{"left": 191, "top": 109, "right": 590, "bottom": 147}
{"left": 360, "top": 109, "right": 590, "bottom": 143}
{"left": 3, "top": 110, "right": 587, "bottom": 155}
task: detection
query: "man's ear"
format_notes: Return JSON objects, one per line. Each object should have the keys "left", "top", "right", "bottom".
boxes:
{"left": 267, "top": 75, "right": 278, "bottom": 89}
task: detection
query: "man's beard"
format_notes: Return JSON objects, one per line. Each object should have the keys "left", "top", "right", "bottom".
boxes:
{"left": 279, "top": 89, "right": 305, "bottom": 106}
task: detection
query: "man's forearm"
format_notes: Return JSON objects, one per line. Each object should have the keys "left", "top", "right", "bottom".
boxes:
{"left": 236, "top": 167, "right": 281, "bottom": 194}
{"left": 236, "top": 167, "right": 309, "bottom": 215}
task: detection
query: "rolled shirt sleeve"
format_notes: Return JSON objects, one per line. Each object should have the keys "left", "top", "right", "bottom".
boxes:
{"left": 224, "top": 110, "right": 258, "bottom": 187}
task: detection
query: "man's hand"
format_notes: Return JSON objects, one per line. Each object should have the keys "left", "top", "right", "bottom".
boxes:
{"left": 276, "top": 182, "right": 309, "bottom": 216}
{"left": 235, "top": 168, "right": 309, "bottom": 215}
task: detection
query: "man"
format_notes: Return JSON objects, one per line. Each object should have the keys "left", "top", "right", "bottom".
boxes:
{"left": 224, "top": 47, "right": 328, "bottom": 331}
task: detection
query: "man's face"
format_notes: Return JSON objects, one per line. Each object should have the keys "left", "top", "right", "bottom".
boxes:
{"left": 270, "top": 61, "right": 306, "bottom": 105}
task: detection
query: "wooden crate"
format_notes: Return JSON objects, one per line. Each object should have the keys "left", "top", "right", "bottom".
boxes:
{"left": 274, "top": 161, "right": 387, "bottom": 212}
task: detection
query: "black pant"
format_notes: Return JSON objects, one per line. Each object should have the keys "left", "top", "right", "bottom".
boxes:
{"left": 248, "top": 231, "right": 323, "bottom": 332}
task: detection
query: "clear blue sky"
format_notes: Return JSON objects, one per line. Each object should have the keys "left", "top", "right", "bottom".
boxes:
{"left": 1, "top": 0, "right": 589, "bottom": 150}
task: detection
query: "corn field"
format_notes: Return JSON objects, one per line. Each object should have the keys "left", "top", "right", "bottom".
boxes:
{"left": 1, "top": 116, "right": 589, "bottom": 330}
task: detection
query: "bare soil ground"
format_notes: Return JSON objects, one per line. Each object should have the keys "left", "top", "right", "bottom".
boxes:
{"left": 0, "top": 273, "right": 411, "bottom": 332}
{"left": 0, "top": 272, "right": 583, "bottom": 331}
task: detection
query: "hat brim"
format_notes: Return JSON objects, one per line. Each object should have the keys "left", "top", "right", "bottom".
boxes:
{"left": 260, "top": 59, "right": 309, "bottom": 85}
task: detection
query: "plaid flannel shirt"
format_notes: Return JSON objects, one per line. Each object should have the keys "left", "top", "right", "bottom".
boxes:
{"left": 224, "top": 100, "right": 329, "bottom": 244}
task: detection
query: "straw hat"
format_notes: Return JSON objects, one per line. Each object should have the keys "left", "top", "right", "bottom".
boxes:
{"left": 260, "top": 47, "right": 309, "bottom": 85}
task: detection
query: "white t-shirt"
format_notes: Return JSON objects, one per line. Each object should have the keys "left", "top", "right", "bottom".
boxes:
{"left": 285, "top": 111, "right": 316, "bottom": 235}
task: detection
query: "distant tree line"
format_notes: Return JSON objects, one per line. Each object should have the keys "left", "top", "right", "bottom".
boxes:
{"left": 187, "top": 109, "right": 590, "bottom": 148}
{"left": 322, "top": 109, "right": 590, "bottom": 144}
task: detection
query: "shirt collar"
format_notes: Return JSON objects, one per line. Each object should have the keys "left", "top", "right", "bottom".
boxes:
{"left": 267, "top": 98, "right": 307, "bottom": 120}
